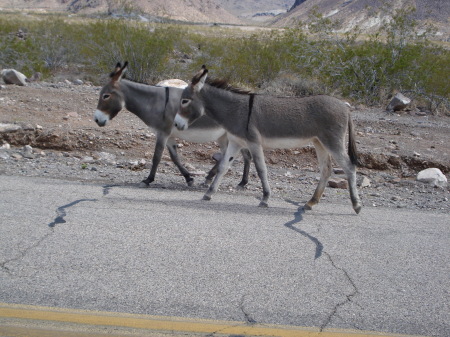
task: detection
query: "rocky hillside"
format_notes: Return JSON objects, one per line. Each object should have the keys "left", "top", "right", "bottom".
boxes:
{"left": 275, "top": 0, "right": 450, "bottom": 39}
{"left": 1, "top": 0, "right": 448, "bottom": 35}
{"left": 219, "top": 0, "right": 292, "bottom": 22}
{"left": 0, "top": 0, "right": 243, "bottom": 24}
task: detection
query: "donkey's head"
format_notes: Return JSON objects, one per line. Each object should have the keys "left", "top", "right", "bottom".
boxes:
{"left": 174, "top": 65, "right": 208, "bottom": 131}
{"left": 94, "top": 62, "right": 128, "bottom": 127}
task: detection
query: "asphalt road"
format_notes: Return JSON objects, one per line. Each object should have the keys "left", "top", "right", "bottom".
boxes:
{"left": 0, "top": 175, "right": 449, "bottom": 337}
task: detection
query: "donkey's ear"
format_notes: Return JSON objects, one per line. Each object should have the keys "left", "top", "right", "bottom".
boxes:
{"left": 110, "top": 61, "right": 128, "bottom": 82}
{"left": 192, "top": 65, "right": 208, "bottom": 93}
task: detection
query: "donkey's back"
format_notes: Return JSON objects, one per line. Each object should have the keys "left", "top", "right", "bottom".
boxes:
{"left": 252, "top": 95, "right": 351, "bottom": 140}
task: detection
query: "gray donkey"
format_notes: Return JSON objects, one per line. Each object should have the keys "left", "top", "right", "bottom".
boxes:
{"left": 174, "top": 66, "right": 362, "bottom": 213}
{"left": 94, "top": 62, "right": 251, "bottom": 187}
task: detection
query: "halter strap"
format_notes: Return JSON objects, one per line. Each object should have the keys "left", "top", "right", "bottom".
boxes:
{"left": 162, "top": 86, "right": 170, "bottom": 120}
{"left": 247, "top": 93, "right": 255, "bottom": 131}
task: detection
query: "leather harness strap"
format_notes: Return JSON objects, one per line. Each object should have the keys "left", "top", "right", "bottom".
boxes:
{"left": 161, "top": 86, "right": 170, "bottom": 120}
{"left": 247, "top": 93, "right": 255, "bottom": 131}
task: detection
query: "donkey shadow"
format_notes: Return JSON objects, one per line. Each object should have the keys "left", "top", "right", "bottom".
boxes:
{"left": 283, "top": 199, "right": 323, "bottom": 259}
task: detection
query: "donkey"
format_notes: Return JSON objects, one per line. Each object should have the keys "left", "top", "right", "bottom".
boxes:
{"left": 94, "top": 62, "right": 251, "bottom": 187}
{"left": 174, "top": 66, "right": 362, "bottom": 213}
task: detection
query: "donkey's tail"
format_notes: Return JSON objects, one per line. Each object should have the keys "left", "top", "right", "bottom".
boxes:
{"left": 348, "top": 117, "right": 360, "bottom": 166}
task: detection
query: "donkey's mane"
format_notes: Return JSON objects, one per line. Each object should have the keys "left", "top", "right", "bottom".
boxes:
{"left": 206, "top": 78, "right": 252, "bottom": 95}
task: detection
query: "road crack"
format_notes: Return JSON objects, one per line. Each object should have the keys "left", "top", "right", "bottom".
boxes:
{"left": 1, "top": 198, "right": 96, "bottom": 275}
{"left": 239, "top": 294, "right": 257, "bottom": 324}
{"left": 320, "top": 251, "right": 359, "bottom": 331}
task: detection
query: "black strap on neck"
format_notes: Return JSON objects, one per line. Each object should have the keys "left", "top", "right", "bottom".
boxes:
{"left": 247, "top": 93, "right": 255, "bottom": 131}
{"left": 162, "top": 86, "right": 170, "bottom": 120}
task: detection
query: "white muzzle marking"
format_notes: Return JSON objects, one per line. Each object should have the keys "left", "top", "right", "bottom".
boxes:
{"left": 174, "top": 114, "right": 188, "bottom": 131}
{"left": 94, "top": 109, "right": 109, "bottom": 126}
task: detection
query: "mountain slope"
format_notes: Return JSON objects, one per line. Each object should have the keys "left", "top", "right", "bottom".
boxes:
{"left": 273, "top": 0, "right": 449, "bottom": 38}
{"left": 0, "top": 0, "right": 243, "bottom": 24}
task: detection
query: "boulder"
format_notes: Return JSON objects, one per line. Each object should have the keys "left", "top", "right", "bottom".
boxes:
{"left": 386, "top": 93, "right": 411, "bottom": 112}
{"left": 417, "top": 168, "right": 447, "bottom": 188}
{"left": 1, "top": 69, "right": 27, "bottom": 86}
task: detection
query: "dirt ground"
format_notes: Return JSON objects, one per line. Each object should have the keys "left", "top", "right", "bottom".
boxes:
{"left": 0, "top": 81, "right": 448, "bottom": 213}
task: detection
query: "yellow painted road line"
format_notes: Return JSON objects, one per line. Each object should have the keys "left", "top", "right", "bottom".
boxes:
{"left": 0, "top": 302, "right": 428, "bottom": 337}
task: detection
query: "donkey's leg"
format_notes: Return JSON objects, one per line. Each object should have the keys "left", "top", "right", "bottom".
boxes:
{"left": 237, "top": 148, "right": 252, "bottom": 189}
{"left": 142, "top": 133, "right": 168, "bottom": 185}
{"left": 305, "top": 139, "right": 332, "bottom": 210}
{"left": 248, "top": 142, "right": 271, "bottom": 207}
{"left": 204, "top": 134, "right": 228, "bottom": 186}
{"left": 166, "top": 138, "right": 194, "bottom": 186}
{"left": 203, "top": 141, "right": 242, "bottom": 201}
{"left": 326, "top": 141, "right": 362, "bottom": 214}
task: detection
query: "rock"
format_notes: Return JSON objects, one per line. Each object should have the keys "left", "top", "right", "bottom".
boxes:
{"left": 360, "top": 176, "right": 371, "bottom": 188}
{"left": 1, "top": 69, "right": 27, "bottom": 86}
{"left": 156, "top": 79, "right": 188, "bottom": 89}
{"left": 0, "top": 142, "right": 11, "bottom": 150}
{"left": 96, "top": 152, "right": 116, "bottom": 165}
{"left": 386, "top": 93, "right": 411, "bottom": 112}
{"left": 73, "top": 79, "right": 84, "bottom": 85}
{"left": 417, "top": 168, "right": 447, "bottom": 188}
{"left": 81, "top": 156, "right": 95, "bottom": 163}
{"left": 22, "top": 145, "right": 35, "bottom": 159}
{"left": 328, "top": 178, "right": 348, "bottom": 189}
{"left": 333, "top": 168, "right": 345, "bottom": 174}
{"left": 191, "top": 170, "right": 206, "bottom": 176}
{"left": 0, "top": 123, "right": 21, "bottom": 133}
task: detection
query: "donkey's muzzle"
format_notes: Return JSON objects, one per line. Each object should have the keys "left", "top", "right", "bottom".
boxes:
{"left": 174, "top": 114, "right": 188, "bottom": 131}
{"left": 94, "top": 109, "right": 109, "bottom": 127}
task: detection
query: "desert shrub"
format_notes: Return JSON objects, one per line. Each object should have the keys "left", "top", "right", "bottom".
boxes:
{"left": 78, "top": 20, "right": 177, "bottom": 83}
{"left": 279, "top": 7, "right": 449, "bottom": 112}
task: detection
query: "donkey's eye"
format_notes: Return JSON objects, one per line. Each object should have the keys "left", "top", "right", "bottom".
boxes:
{"left": 181, "top": 99, "right": 191, "bottom": 107}
{"left": 103, "top": 94, "right": 111, "bottom": 100}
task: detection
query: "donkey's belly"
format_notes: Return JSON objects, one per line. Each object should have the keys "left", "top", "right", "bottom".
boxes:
{"left": 171, "top": 126, "right": 225, "bottom": 143}
{"left": 261, "top": 136, "right": 312, "bottom": 149}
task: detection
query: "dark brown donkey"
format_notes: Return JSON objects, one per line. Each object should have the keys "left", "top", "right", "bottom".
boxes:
{"left": 94, "top": 62, "right": 251, "bottom": 187}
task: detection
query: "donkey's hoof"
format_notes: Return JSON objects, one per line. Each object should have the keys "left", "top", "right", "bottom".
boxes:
{"left": 353, "top": 204, "right": 362, "bottom": 214}
{"left": 203, "top": 195, "right": 211, "bottom": 201}
{"left": 140, "top": 180, "right": 150, "bottom": 188}
{"left": 304, "top": 203, "right": 313, "bottom": 211}
{"left": 258, "top": 201, "right": 268, "bottom": 208}
{"left": 187, "top": 179, "right": 195, "bottom": 187}
{"left": 236, "top": 184, "right": 246, "bottom": 191}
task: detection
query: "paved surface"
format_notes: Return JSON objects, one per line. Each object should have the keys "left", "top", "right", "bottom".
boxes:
{"left": 0, "top": 175, "right": 449, "bottom": 336}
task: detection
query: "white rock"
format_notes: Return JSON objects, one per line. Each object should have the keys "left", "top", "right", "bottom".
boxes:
{"left": 417, "top": 168, "right": 447, "bottom": 188}
{"left": 386, "top": 93, "right": 411, "bottom": 112}
{"left": 1, "top": 69, "right": 27, "bottom": 86}
{"left": 156, "top": 79, "right": 188, "bottom": 89}
{"left": 360, "top": 176, "right": 371, "bottom": 188}
{"left": 81, "top": 156, "right": 95, "bottom": 163}
{"left": 96, "top": 151, "right": 116, "bottom": 162}
{"left": 0, "top": 123, "right": 21, "bottom": 133}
